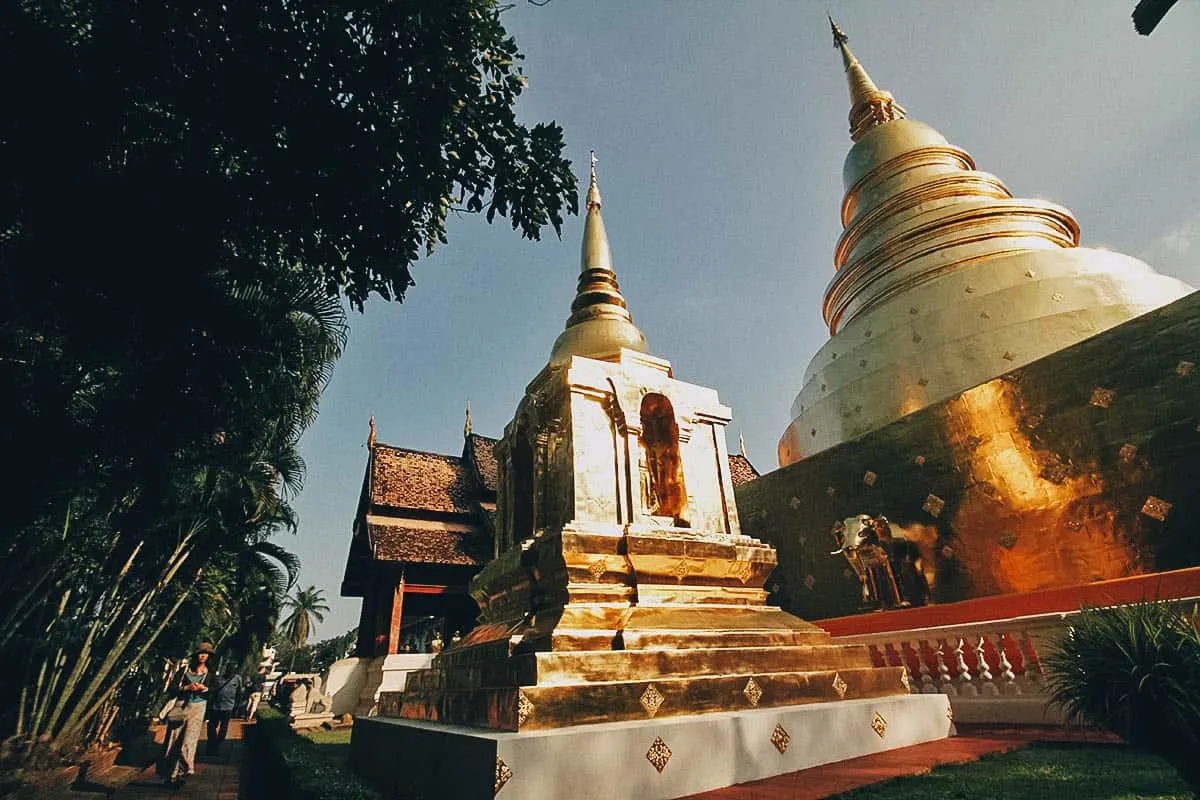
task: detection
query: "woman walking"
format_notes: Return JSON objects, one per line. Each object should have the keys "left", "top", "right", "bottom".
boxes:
{"left": 159, "top": 642, "right": 212, "bottom": 787}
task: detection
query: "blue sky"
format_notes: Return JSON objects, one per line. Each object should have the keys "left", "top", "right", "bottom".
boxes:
{"left": 286, "top": 1, "right": 1200, "bottom": 639}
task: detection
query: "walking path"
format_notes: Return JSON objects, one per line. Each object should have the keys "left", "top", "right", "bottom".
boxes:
{"left": 683, "top": 725, "right": 1119, "bottom": 799}
{"left": 69, "top": 720, "right": 246, "bottom": 800}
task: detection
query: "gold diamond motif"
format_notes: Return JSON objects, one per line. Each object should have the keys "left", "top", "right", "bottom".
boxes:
{"left": 516, "top": 692, "right": 533, "bottom": 727}
{"left": 1051, "top": 291, "right": 1064, "bottom": 302}
{"left": 1119, "top": 443, "right": 1138, "bottom": 464}
{"left": 1140, "top": 496, "right": 1172, "bottom": 522}
{"left": 922, "top": 494, "right": 945, "bottom": 518}
{"left": 1089, "top": 387, "right": 1115, "bottom": 409}
{"left": 1176, "top": 360, "right": 1195, "bottom": 376}
{"left": 770, "top": 724, "right": 791, "bottom": 754}
{"left": 669, "top": 558, "right": 697, "bottom": 580}
{"left": 726, "top": 560, "right": 754, "bottom": 583}
{"left": 900, "top": 670, "right": 912, "bottom": 693}
{"left": 832, "top": 672, "right": 848, "bottom": 699}
{"left": 587, "top": 559, "right": 606, "bottom": 581}
{"left": 645, "top": 737, "right": 672, "bottom": 773}
{"left": 495, "top": 756, "right": 513, "bottom": 794}
{"left": 743, "top": 677, "right": 763, "bottom": 707}
{"left": 871, "top": 711, "right": 888, "bottom": 738}
{"left": 947, "top": 704, "right": 955, "bottom": 722}
{"left": 863, "top": 470, "right": 878, "bottom": 487}
{"left": 640, "top": 684, "right": 665, "bottom": 718}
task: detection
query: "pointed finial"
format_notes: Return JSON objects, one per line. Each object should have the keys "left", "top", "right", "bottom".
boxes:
{"left": 586, "top": 150, "right": 602, "bottom": 211}
{"left": 828, "top": 19, "right": 906, "bottom": 142}
{"left": 738, "top": 430, "right": 747, "bottom": 458}
{"left": 829, "top": 15, "right": 848, "bottom": 48}
{"left": 367, "top": 415, "right": 377, "bottom": 448}
{"left": 464, "top": 400, "right": 472, "bottom": 438}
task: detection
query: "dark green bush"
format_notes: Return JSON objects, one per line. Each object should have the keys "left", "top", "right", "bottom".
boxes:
{"left": 241, "top": 708, "right": 379, "bottom": 800}
{"left": 1043, "top": 601, "right": 1200, "bottom": 794}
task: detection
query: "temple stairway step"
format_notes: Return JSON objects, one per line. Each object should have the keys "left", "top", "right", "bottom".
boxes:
{"left": 395, "top": 665, "right": 908, "bottom": 731}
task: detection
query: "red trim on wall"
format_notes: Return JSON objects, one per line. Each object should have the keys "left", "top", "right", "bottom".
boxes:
{"left": 819, "top": 566, "right": 1200, "bottom": 637}
{"left": 402, "top": 583, "right": 465, "bottom": 595}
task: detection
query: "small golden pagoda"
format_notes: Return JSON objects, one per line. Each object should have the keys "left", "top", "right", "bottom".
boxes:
{"left": 778, "top": 20, "right": 1191, "bottom": 466}
{"left": 385, "top": 154, "right": 910, "bottom": 732}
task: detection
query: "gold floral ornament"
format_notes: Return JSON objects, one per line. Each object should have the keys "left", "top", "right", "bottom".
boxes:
{"left": 516, "top": 692, "right": 534, "bottom": 727}
{"left": 743, "top": 678, "right": 763, "bottom": 707}
{"left": 771, "top": 724, "right": 791, "bottom": 754}
{"left": 871, "top": 711, "right": 888, "bottom": 738}
{"left": 922, "top": 494, "right": 945, "bottom": 518}
{"left": 832, "top": 672, "right": 848, "bottom": 700}
{"left": 1089, "top": 387, "right": 1115, "bottom": 409}
{"left": 587, "top": 559, "right": 607, "bottom": 582}
{"left": 645, "top": 737, "right": 672, "bottom": 773}
{"left": 1140, "top": 496, "right": 1172, "bottom": 522}
{"left": 1176, "top": 360, "right": 1195, "bottom": 377}
{"left": 863, "top": 470, "right": 878, "bottom": 487}
{"left": 1119, "top": 443, "right": 1138, "bottom": 464}
{"left": 640, "top": 684, "right": 665, "bottom": 718}
{"left": 495, "top": 756, "right": 513, "bottom": 794}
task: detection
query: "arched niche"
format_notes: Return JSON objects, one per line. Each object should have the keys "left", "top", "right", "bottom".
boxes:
{"left": 509, "top": 422, "right": 536, "bottom": 547}
{"left": 639, "top": 393, "right": 688, "bottom": 524}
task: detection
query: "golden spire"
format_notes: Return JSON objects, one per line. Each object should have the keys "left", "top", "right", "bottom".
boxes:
{"left": 549, "top": 150, "right": 648, "bottom": 364}
{"left": 464, "top": 399, "right": 472, "bottom": 438}
{"left": 581, "top": 151, "right": 612, "bottom": 270}
{"left": 829, "top": 17, "right": 906, "bottom": 142}
{"left": 367, "top": 415, "right": 377, "bottom": 449}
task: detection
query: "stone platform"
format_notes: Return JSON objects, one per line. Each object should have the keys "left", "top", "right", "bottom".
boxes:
{"left": 351, "top": 693, "right": 953, "bottom": 799}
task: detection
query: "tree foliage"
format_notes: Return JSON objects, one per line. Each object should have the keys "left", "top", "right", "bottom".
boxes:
{"left": 0, "top": 0, "right": 575, "bottom": 761}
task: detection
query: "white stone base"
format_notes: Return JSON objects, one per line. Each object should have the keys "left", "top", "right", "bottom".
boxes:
{"left": 351, "top": 694, "right": 954, "bottom": 800}
{"left": 352, "top": 654, "right": 436, "bottom": 717}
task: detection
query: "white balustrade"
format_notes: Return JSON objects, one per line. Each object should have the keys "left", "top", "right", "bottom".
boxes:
{"left": 828, "top": 599, "right": 1198, "bottom": 725}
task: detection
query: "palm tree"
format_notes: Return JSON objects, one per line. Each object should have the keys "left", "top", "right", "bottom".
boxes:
{"left": 280, "top": 585, "right": 330, "bottom": 671}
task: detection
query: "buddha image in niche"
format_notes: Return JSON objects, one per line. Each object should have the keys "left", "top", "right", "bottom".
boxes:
{"left": 638, "top": 393, "right": 689, "bottom": 526}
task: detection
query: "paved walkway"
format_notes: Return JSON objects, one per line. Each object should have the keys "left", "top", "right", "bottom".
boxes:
{"left": 100, "top": 720, "right": 245, "bottom": 800}
{"left": 682, "top": 725, "right": 1119, "bottom": 799}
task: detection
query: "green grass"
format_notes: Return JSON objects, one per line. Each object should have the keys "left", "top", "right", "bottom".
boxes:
{"left": 832, "top": 742, "right": 1192, "bottom": 799}
{"left": 242, "top": 707, "right": 379, "bottom": 800}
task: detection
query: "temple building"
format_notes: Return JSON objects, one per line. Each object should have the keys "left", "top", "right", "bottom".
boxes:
{"left": 349, "top": 155, "right": 951, "bottom": 799}
{"left": 737, "top": 22, "right": 1200, "bottom": 621}
{"left": 342, "top": 412, "right": 761, "bottom": 658}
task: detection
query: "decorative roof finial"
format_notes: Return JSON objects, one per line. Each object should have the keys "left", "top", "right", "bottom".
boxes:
{"left": 464, "top": 400, "right": 472, "bottom": 438}
{"left": 367, "top": 415, "right": 377, "bottom": 449}
{"left": 738, "top": 430, "right": 748, "bottom": 458}
{"left": 828, "top": 18, "right": 906, "bottom": 142}
{"left": 829, "top": 15, "right": 848, "bottom": 48}
{"left": 586, "top": 150, "right": 602, "bottom": 211}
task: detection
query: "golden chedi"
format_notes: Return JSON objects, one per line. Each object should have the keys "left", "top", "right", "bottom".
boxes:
{"left": 778, "top": 20, "right": 1192, "bottom": 466}
{"left": 388, "top": 155, "right": 911, "bottom": 733}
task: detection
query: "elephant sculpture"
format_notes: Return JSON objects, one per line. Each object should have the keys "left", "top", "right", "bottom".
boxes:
{"left": 831, "top": 515, "right": 930, "bottom": 610}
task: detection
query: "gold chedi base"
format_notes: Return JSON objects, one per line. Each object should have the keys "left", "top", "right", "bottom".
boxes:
{"left": 384, "top": 524, "right": 909, "bottom": 731}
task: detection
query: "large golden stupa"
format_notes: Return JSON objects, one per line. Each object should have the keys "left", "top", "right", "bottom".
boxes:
{"left": 778, "top": 20, "right": 1192, "bottom": 466}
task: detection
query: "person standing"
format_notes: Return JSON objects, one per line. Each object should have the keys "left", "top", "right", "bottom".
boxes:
{"left": 206, "top": 669, "right": 243, "bottom": 754}
{"left": 245, "top": 666, "right": 267, "bottom": 722}
{"left": 159, "top": 642, "right": 211, "bottom": 787}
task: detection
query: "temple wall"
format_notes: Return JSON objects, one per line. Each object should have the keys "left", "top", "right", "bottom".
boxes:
{"left": 740, "top": 291, "right": 1200, "bottom": 620}
{"left": 568, "top": 392, "right": 619, "bottom": 525}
